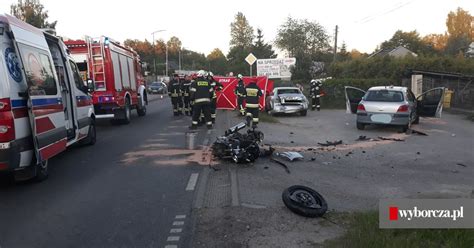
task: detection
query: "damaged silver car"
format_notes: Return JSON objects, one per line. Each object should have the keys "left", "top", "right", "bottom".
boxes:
{"left": 265, "top": 87, "right": 309, "bottom": 116}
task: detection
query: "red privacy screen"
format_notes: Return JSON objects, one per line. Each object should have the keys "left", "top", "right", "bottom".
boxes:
{"left": 213, "top": 76, "right": 273, "bottom": 110}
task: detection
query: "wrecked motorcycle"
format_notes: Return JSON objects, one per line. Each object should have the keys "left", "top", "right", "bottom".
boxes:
{"left": 212, "top": 122, "right": 264, "bottom": 163}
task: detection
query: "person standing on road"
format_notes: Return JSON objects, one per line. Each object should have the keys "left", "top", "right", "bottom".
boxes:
{"left": 234, "top": 74, "right": 246, "bottom": 116}
{"left": 309, "top": 79, "right": 323, "bottom": 111}
{"left": 244, "top": 81, "right": 263, "bottom": 128}
{"left": 182, "top": 76, "right": 192, "bottom": 116}
{"left": 168, "top": 74, "right": 182, "bottom": 116}
{"left": 189, "top": 70, "right": 213, "bottom": 129}
{"left": 208, "top": 72, "right": 223, "bottom": 124}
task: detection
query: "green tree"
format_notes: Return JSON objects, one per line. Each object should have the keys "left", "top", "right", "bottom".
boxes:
{"left": 227, "top": 46, "right": 250, "bottom": 76}
{"left": 275, "top": 17, "right": 330, "bottom": 81}
{"left": 207, "top": 48, "right": 228, "bottom": 75}
{"left": 230, "top": 12, "right": 254, "bottom": 48}
{"left": 251, "top": 29, "right": 276, "bottom": 59}
{"left": 275, "top": 17, "right": 330, "bottom": 57}
{"left": 445, "top": 35, "right": 471, "bottom": 56}
{"left": 380, "top": 30, "right": 435, "bottom": 55}
{"left": 10, "top": 0, "right": 57, "bottom": 29}
{"left": 228, "top": 12, "right": 255, "bottom": 75}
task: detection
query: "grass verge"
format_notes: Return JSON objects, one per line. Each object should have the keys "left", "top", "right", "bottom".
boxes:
{"left": 324, "top": 211, "right": 474, "bottom": 248}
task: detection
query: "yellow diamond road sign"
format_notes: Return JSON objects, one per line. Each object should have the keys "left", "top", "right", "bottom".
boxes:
{"left": 245, "top": 53, "right": 257, "bottom": 65}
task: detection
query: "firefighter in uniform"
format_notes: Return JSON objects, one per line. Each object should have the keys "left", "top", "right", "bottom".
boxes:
{"left": 189, "top": 70, "right": 213, "bottom": 129}
{"left": 168, "top": 74, "right": 182, "bottom": 116}
{"left": 234, "top": 74, "right": 246, "bottom": 116}
{"left": 182, "top": 76, "right": 192, "bottom": 116}
{"left": 244, "top": 81, "right": 263, "bottom": 128}
{"left": 208, "top": 72, "right": 223, "bottom": 124}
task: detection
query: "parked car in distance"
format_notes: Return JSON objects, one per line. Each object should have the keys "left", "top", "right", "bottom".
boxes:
{"left": 345, "top": 86, "right": 445, "bottom": 132}
{"left": 265, "top": 87, "right": 309, "bottom": 116}
{"left": 147, "top": 82, "right": 167, "bottom": 94}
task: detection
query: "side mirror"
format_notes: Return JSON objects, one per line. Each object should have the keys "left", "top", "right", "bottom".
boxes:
{"left": 86, "top": 79, "right": 95, "bottom": 93}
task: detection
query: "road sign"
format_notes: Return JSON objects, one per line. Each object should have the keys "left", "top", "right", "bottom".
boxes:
{"left": 245, "top": 53, "right": 257, "bottom": 65}
{"left": 256, "top": 58, "right": 296, "bottom": 79}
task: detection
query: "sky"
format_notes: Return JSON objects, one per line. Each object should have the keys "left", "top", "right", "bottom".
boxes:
{"left": 1, "top": 0, "right": 472, "bottom": 56}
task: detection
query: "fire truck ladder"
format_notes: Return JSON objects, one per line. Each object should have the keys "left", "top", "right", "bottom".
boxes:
{"left": 87, "top": 37, "right": 106, "bottom": 90}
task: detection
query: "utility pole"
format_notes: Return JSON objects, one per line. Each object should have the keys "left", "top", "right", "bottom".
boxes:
{"left": 151, "top": 29, "right": 166, "bottom": 78}
{"left": 333, "top": 25, "right": 338, "bottom": 63}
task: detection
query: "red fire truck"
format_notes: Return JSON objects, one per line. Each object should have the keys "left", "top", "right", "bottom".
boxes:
{"left": 65, "top": 36, "right": 147, "bottom": 124}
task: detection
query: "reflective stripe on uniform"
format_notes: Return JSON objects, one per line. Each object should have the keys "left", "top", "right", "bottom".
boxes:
{"left": 195, "top": 98, "right": 210, "bottom": 103}
{"left": 246, "top": 88, "right": 258, "bottom": 96}
{"left": 246, "top": 112, "right": 252, "bottom": 117}
{"left": 190, "top": 88, "right": 197, "bottom": 92}
{"left": 192, "top": 121, "right": 198, "bottom": 125}
{"left": 316, "top": 95, "right": 320, "bottom": 98}
{"left": 171, "top": 93, "right": 179, "bottom": 97}
{"left": 246, "top": 103, "right": 259, "bottom": 108}
{"left": 211, "top": 114, "right": 216, "bottom": 118}
{"left": 206, "top": 122, "right": 212, "bottom": 125}
{"left": 253, "top": 118, "right": 259, "bottom": 122}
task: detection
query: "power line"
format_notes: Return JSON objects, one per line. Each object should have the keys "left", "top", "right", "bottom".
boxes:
{"left": 355, "top": 0, "right": 418, "bottom": 24}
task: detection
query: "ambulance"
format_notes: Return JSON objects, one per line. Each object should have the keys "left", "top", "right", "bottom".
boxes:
{"left": 0, "top": 14, "right": 96, "bottom": 181}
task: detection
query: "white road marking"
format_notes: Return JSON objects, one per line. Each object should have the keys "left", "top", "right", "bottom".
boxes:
{"left": 185, "top": 173, "right": 199, "bottom": 191}
{"left": 167, "top": 236, "right": 180, "bottom": 242}
{"left": 164, "top": 245, "right": 178, "bottom": 248}
{"left": 172, "top": 221, "right": 184, "bottom": 226}
{"left": 175, "top": 215, "right": 186, "bottom": 219}
{"left": 170, "top": 228, "right": 182, "bottom": 233}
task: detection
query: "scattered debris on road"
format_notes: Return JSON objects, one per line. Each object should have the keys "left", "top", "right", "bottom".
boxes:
{"left": 270, "top": 158, "right": 291, "bottom": 174}
{"left": 408, "top": 129, "right": 428, "bottom": 136}
{"left": 378, "top": 136, "right": 405, "bottom": 142}
{"left": 318, "top": 140, "right": 343, "bottom": 147}
{"left": 456, "top": 163, "right": 467, "bottom": 167}
{"left": 277, "top": 152, "right": 304, "bottom": 161}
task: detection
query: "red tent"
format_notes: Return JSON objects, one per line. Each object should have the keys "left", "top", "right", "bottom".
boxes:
{"left": 213, "top": 76, "right": 274, "bottom": 110}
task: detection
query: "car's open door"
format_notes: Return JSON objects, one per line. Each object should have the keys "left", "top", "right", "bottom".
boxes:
{"left": 416, "top": 87, "right": 445, "bottom": 117}
{"left": 8, "top": 15, "right": 67, "bottom": 163}
{"left": 344, "top": 86, "right": 366, "bottom": 114}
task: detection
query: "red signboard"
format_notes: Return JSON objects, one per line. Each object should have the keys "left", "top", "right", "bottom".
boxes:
{"left": 213, "top": 76, "right": 274, "bottom": 110}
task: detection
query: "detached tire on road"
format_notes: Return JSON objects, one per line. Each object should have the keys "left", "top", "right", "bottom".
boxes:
{"left": 282, "top": 185, "right": 328, "bottom": 218}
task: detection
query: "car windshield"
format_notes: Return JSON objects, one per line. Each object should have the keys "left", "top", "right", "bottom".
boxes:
{"left": 277, "top": 89, "right": 300, "bottom": 94}
{"left": 364, "top": 90, "right": 404, "bottom": 102}
{"left": 150, "top": 83, "right": 161, "bottom": 86}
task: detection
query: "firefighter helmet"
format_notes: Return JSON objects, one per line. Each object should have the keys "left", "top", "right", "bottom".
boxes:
{"left": 311, "top": 79, "right": 316, "bottom": 83}
{"left": 237, "top": 74, "right": 243, "bottom": 79}
{"left": 197, "top": 70, "right": 206, "bottom": 77}
{"left": 207, "top": 71, "right": 214, "bottom": 77}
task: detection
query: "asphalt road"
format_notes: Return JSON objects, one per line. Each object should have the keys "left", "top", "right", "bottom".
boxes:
{"left": 0, "top": 96, "right": 205, "bottom": 248}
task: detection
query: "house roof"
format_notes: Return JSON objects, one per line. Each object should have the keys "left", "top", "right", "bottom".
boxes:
{"left": 369, "top": 46, "right": 417, "bottom": 58}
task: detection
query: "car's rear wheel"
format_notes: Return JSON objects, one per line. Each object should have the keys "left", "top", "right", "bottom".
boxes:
{"left": 356, "top": 122, "right": 365, "bottom": 130}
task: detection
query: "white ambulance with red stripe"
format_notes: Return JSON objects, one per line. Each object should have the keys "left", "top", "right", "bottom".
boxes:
{"left": 65, "top": 36, "right": 148, "bottom": 124}
{"left": 0, "top": 14, "right": 96, "bottom": 181}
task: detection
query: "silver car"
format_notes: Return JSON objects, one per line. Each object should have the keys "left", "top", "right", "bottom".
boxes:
{"left": 345, "top": 86, "right": 444, "bottom": 131}
{"left": 265, "top": 87, "right": 309, "bottom": 116}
